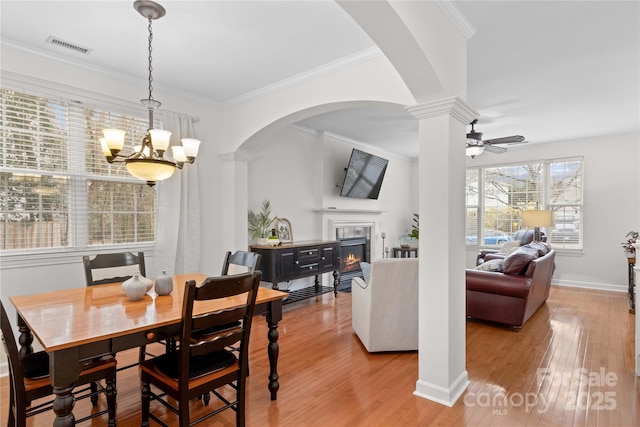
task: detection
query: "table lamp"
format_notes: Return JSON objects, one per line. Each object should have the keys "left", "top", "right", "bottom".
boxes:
{"left": 522, "top": 210, "right": 554, "bottom": 242}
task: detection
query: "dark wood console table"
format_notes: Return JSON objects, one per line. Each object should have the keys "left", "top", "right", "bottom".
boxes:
{"left": 251, "top": 240, "right": 340, "bottom": 305}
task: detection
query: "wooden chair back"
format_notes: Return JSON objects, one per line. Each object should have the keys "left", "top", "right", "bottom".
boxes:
{"left": 221, "top": 250, "right": 261, "bottom": 275}
{"left": 139, "top": 271, "right": 262, "bottom": 426}
{"left": 83, "top": 251, "right": 146, "bottom": 286}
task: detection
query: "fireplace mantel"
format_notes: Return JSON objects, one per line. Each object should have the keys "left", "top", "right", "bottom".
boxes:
{"left": 312, "top": 208, "right": 384, "bottom": 214}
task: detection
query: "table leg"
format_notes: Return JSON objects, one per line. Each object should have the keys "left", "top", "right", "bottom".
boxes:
{"left": 265, "top": 300, "right": 282, "bottom": 400}
{"left": 332, "top": 270, "right": 339, "bottom": 297}
{"left": 50, "top": 348, "right": 80, "bottom": 427}
{"left": 17, "top": 316, "right": 33, "bottom": 358}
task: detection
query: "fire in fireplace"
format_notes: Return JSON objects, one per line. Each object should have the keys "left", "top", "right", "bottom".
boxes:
{"left": 335, "top": 225, "right": 371, "bottom": 290}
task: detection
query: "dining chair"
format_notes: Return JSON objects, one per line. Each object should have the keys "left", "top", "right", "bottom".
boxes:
{"left": 139, "top": 271, "right": 262, "bottom": 427}
{"left": 83, "top": 251, "right": 146, "bottom": 286}
{"left": 221, "top": 250, "right": 262, "bottom": 275}
{"left": 82, "top": 251, "right": 162, "bottom": 387}
{"left": 1, "top": 302, "right": 117, "bottom": 427}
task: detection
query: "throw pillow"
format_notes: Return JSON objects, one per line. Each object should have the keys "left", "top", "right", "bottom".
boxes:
{"left": 498, "top": 240, "right": 521, "bottom": 255}
{"left": 475, "top": 259, "right": 504, "bottom": 272}
{"left": 524, "top": 241, "right": 550, "bottom": 256}
{"left": 360, "top": 262, "right": 371, "bottom": 284}
{"left": 502, "top": 246, "right": 539, "bottom": 275}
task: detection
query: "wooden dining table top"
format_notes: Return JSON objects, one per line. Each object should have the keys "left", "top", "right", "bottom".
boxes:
{"left": 10, "top": 272, "right": 288, "bottom": 353}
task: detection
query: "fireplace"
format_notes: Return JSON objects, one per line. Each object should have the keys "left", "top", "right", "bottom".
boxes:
{"left": 336, "top": 225, "right": 371, "bottom": 290}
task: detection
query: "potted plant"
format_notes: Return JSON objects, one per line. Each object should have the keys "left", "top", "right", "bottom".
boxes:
{"left": 248, "top": 199, "right": 278, "bottom": 245}
{"left": 409, "top": 213, "right": 419, "bottom": 240}
{"left": 622, "top": 231, "right": 639, "bottom": 258}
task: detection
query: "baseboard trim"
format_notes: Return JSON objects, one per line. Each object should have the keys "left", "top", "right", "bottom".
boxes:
{"left": 552, "top": 280, "right": 627, "bottom": 293}
{"left": 414, "top": 370, "right": 469, "bottom": 407}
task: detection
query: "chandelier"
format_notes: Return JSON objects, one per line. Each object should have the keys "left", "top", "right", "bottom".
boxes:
{"left": 100, "top": 0, "right": 200, "bottom": 186}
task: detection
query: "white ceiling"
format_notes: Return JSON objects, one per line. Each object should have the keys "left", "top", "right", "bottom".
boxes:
{"left": 2, "top": 1, "right": 638, "bottom": 159}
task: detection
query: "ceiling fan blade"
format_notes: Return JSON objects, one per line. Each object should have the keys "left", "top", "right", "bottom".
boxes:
{"left": 483, "top": 135, "right": 525, "bottom": 145}
{"left": 483, "top": 144, "right": 507, "bottom": 154}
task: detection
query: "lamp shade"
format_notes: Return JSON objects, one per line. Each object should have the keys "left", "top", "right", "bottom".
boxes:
{"left": 102, "top": 129, "right": 126, "bottom": 152}
{"left": 126, "top": 158, "right": 176, "bottom": 183}
{"left": 171, "top": 146, "right": 188, "bottom": 163}
{"left": 181, "top": 138, "right": 201, "bottom": 159}
{"left": 466, "top": 145, "right": 484, "bottom": 158}
{"left": 149, "top": 129, "right": 172, "bottom": 151}
{"left": 522, "top": 210, "right": 554, "bottom": 228}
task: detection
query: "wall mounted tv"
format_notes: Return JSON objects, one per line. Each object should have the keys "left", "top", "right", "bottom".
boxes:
{"left": 340, "top": 148, "right": 389, "bottom": 199}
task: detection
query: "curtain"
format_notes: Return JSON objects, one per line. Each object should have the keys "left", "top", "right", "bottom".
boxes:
{"left": 153, "top": 112, "right": 201, "bottom": 276}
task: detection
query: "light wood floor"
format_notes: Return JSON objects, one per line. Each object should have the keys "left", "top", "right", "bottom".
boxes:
{"left": 1, "top": 285, "right": 638, "bottom": 426}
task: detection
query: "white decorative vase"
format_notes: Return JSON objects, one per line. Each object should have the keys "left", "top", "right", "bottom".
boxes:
{"left": 155, "top": 271, "right": 173, "bottom": 296}
{"left": 256, "top": 237, "right": 269, "bottom": 246}
{"left": 122, "top": 272, "right": 149, "bottom": 301}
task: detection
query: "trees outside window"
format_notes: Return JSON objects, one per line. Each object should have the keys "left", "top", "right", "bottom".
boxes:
{"left": 0, "top": 89, "right": 155, "bottom": 252}
{"left": 466, "top": 159, "right": 583, "bottom": 249}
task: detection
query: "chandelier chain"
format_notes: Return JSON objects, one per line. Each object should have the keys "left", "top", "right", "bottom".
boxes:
{"left": 147, "top": 16, "right": 154, "bottom": 101}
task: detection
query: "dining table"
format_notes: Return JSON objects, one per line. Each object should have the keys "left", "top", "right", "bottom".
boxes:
{"left": 9, "top": 272, "right": 288, "bottom": 427}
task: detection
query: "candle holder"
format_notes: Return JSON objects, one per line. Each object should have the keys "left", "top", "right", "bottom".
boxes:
{"left": 381, "top": 232, "right": 386, "bottom": 258}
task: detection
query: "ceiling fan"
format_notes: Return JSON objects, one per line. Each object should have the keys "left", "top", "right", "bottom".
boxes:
{"left": 466, "top": 119, "right": 526, "bottom": 158}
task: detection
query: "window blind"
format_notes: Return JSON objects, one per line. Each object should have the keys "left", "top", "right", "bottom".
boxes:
{"left": 466, "top": 158, "right": 584, "bottom": 250}
{"left": 0, "top": 88, "right": 156, "bottom": 252}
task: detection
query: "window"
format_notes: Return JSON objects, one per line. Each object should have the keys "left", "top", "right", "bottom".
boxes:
{"left": 0, "top": 88, "right": 156, "bottom": 252}
{"left": 466, "top": 159, "right": 583, "bottom": 250}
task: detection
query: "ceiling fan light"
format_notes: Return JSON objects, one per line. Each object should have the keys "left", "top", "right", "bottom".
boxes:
{"left": 466, "top": 145, "right": 484, "bottom": 158}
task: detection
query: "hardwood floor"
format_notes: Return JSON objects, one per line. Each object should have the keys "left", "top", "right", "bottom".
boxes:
{"left": 1, "top": 285, "right": 638, "bottom": 426}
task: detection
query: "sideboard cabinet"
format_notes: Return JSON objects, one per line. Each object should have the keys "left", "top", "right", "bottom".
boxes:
{"left": 251, "top": 240, "right": 340, "bottom": 304}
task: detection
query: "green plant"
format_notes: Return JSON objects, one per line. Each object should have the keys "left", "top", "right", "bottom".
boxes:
{"left": 248, "top": 199, "right": 278, "bottom": 239}
{"left": 622, "top": 230, "right": 639, "bottom": 253}
{"left": 409, "top": 213, "right": 419, "bottom": 239}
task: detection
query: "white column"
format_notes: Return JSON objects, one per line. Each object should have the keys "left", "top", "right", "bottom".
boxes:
{"left": 220, "top": 151, "right": 253, "bottom": 253}
{"left": 407, "top": 96, "right": 477, "bottom": 406}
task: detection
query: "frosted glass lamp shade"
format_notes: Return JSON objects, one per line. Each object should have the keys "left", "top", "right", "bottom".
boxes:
{"left": 99, "top": 138, "right": 112, "bottom": 157}
{"left": 171, "top": 146, "right": 188, "bottom": 163}
{"left": 466, "top": 145, "right": 484, "bottom": 158}
{"left": 149, "top": 129, "right": 171, "bottom": 151}
{"left": 181, "top": 138, "right": 201, "bottom": 160}
{"left": 102, "top": 129, "right": 126, "bottom": 152}
{"left": 126, "top": 159, "right": 176, "bottom": 183}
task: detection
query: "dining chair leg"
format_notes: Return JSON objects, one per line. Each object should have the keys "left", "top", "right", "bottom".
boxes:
{"left": 141, "top": 377, "right": 151, "bottom": 427}
{"left": 179, "top": 401, "right": 190, "bottom": 427}
{"left": 106, "top": 372, "right": 117, "bottom": 427}
{"left": 90, "top": 381, "right": 99, "bottom": 405}
{"left": 237, "top": 379, "right": 246, "bottom": 427}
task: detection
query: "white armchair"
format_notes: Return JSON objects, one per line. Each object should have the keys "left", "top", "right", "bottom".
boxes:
{"left": 351, "top": 258, "right": 419, "bottom": 352}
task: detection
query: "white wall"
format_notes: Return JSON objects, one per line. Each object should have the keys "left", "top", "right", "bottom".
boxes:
{"left": 465, "top": 133, "right": 640, "bottom": 292}
{"left": 247, "top": 126, "right": 416, "bottom": 289}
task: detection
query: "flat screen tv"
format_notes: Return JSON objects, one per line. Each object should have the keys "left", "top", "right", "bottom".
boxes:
{"left": 340, "top": 148, "right": 389, "bottom": 199}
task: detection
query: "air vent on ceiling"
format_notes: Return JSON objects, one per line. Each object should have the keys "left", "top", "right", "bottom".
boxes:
{"left": 46, "top": 36, "right": 92, "bottom": 55}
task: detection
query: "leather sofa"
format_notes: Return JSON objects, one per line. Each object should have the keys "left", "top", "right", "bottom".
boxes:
{"left": 351, "top": 258, "right": 419, "bottom": 352}
{"left": 466, "top": 244, "right": 556, "bottom": 330}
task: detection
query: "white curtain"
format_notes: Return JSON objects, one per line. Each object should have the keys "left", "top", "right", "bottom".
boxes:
{"left": 153, "top": 111, "right": 201, "bottom": 276}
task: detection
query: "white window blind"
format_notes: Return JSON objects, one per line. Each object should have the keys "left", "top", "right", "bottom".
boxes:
{"left": 466, "top": 158, "right": 584, "bottom": 250}
{"left": 0, "top": 88, "right": 156, "bottom": 252}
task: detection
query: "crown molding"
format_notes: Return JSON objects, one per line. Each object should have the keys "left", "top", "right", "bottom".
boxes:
{"left": 435, "top": 1, "right": 476, "bottom": 40}
{"left": 223, "top": 46, "right": 383, "bottom": 108}
{"left": 1, "top": 40, "right": 221, "bottom": 108}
